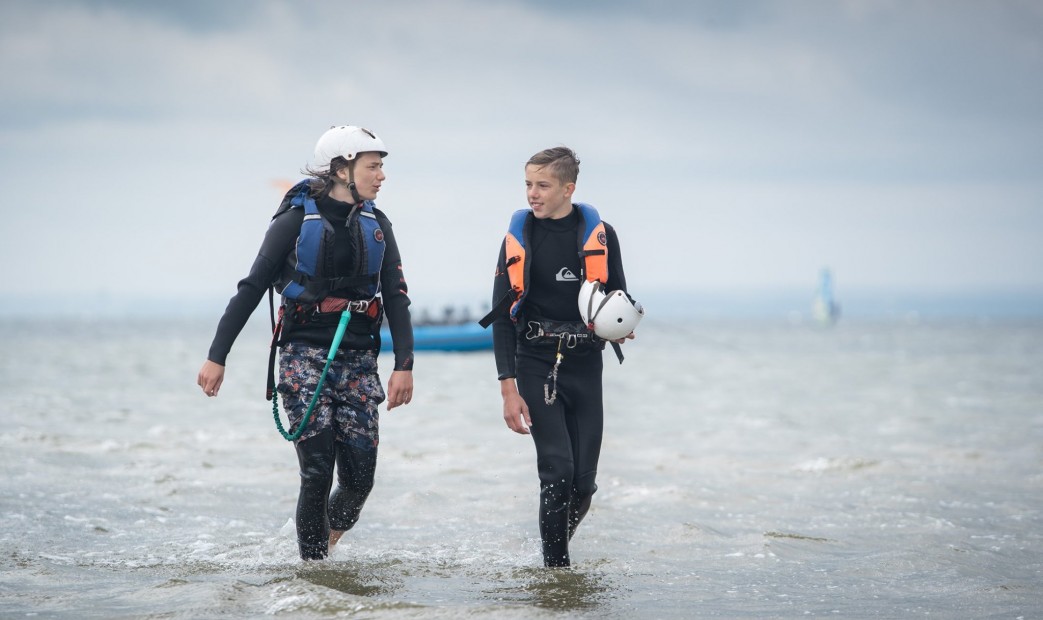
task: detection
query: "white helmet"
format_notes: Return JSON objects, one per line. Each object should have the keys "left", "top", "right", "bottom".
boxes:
{"left": 313, "top": 125, "right": 388, "bottom": 172}
{"left": 577, "top": 280, "right": 645, "bottom": 340}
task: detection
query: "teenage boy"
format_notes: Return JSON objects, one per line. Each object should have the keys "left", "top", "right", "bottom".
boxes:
{"left": 481, "top": 146, "right": 640, "bottom": 567}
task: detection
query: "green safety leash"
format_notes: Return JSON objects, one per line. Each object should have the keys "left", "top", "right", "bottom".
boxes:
{"left": 271, "top": 310, "right": 352, "bottom": 441}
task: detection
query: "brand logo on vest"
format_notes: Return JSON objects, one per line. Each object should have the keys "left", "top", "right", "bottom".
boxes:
{"left": 597, "top": 231, "right": 607, "bottom": 245}
{"left": 374, "top": 229, "right": 384, "bottom": 242}
{"left": 556, "top": 267, "right": 579, "bottom": 282}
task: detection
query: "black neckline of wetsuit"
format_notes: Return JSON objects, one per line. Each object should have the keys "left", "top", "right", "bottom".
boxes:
{"left": 526, "top": 207, "right": 584, "bottom": 322}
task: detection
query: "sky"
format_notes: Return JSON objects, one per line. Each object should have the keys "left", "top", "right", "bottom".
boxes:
{"left": 2, "top": 0, "right": 1042, "bottom": 318}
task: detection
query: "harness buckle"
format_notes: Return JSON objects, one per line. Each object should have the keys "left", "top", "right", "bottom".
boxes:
{"left": 289, "top": 302, "right": 319, "bottom": 323}
{"left": 525, "top": 321, "right": 544, "bottom": 340}
{"left": 347, "top": 299, "right": 370, "bottom": 313}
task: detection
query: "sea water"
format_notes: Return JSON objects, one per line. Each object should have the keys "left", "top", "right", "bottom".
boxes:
{"left": 1, "top": 316, "right": 1040, "bottom": 618}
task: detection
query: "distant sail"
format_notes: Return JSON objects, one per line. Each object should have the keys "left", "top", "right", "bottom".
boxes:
{"left": 812, "top": 268, "right": 840, "bottom": 324}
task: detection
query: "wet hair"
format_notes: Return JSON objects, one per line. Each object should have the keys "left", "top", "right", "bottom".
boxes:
{"left": 301, "top": 156, "right": 353, "bottom": 197}
{"left": 526, "top": 146, "right": 580, "bottom": 185}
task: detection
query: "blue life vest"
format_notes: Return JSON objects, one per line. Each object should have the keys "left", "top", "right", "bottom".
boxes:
{"left": 277, "top": 180, "right": 385, "bottom": 304}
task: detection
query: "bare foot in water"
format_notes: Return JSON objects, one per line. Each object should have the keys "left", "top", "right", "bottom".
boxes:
{"left": 329, "top": 529, "right": 345, "bottom": 548}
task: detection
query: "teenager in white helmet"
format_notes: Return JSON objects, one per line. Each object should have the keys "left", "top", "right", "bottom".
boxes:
{"left": 198, "top": 125, "right": 415, "bottom": 560}
{"left": 480, "top": 146, "right": 642, "bottom": 567}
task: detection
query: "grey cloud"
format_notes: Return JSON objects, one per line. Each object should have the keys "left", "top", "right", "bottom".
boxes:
{"left": 0, "top": 0, "right": 1041, "bottom": 306}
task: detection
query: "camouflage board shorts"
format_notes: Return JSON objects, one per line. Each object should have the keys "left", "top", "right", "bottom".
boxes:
{"left": 277, "top": 343, "right": 385, "bottom": 447}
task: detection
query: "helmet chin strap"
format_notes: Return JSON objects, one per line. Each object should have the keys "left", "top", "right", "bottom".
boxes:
{"left": 347, "top": 181, "right": 363, "bottom": 205}
{"left": 335, "top": 161, "right": 364, "bottom": 204}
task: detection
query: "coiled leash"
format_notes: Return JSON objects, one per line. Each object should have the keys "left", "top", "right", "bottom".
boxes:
{"left": 544, "top": 337, "right": 565, "bottom": 405}
{"left": 271, "top": 310, "right": 353, "bottom": 442}
{"left": 543, "top": 333, "right": 583, "bottom": 405}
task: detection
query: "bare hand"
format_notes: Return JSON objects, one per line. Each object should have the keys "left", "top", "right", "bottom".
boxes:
{"left": 197, "top": 360, "right": 225, "bottom": 397}
{"left": 386, "top": 370, "right": 413, "bottom": 410}
{"left": 501, "top": 379, "right": 531, "bottom": 434}
{"left": 611, "top": 331, "right": 636, "bottom": 344}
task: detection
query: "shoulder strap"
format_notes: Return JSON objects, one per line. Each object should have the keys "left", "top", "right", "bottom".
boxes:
{"left": 574, "top": 203, "right": 609, "bottom": 283}
{"left": 481, "top": 210, "right": 531, "bottom": 327}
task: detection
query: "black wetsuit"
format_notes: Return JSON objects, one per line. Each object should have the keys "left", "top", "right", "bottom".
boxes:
{"left": 207, "top": 188, "right": 413, "bottom": 560}
{"left": 490, "top": 207, "right": 627, "bottom": 567}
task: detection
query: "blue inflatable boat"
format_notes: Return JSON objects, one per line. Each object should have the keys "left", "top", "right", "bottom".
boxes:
{"left": 380, "top": 321, "right": 492, "bottom": 352}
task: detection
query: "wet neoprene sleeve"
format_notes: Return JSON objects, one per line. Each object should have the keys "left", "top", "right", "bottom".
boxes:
{"left": 207, "top": 212, "right": 299, "bottom": 367}
{"left": 207, "top": 204, "right": 414, "bottom": 371}
{"left": 490, "top": 237, "right": 519, "bottom": 380}
{"left": 373, "top": 214, "right": 415, "bottom": 370}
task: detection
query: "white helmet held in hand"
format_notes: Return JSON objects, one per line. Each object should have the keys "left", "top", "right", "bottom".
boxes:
{"left": 578, "top": 280, "right": 645, "bottom": 340}
{"left": 313, "top": 125, "right": 388, "bottom": 171}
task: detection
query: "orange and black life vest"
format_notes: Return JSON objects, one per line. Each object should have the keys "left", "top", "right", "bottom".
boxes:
{"left": 480, "top": 203, "right": 608, "bottom": 326}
